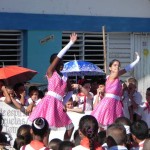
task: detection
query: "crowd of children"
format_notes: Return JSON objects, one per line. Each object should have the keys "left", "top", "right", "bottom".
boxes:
{"left": 0, "top": 32, "right": 150, "bottom": 150}
{"left": 0, "top": 113, "right": 150, "bottom": 150}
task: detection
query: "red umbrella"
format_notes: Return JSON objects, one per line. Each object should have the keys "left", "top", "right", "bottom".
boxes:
{"left": 0, "top": 65, "right": 38, "bottom": 86}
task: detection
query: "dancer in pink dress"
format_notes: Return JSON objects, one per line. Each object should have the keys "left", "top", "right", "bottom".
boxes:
{"left": 91, "top": 52, "right": 140, "bottom": 130}
{"left": 29, "top": 33, "right": 77, "bottom": 141}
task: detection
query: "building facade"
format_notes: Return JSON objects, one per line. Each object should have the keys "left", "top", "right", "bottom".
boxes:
{"left": 0, "top": 0, "right": 150, "bottom": 97}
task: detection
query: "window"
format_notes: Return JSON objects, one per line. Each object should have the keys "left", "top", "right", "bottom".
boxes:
{"left": 0, "top": 30, "right": 23, "bottom": 67}
{"left": 62, "top": 31, "right": 106, "bottom": 71}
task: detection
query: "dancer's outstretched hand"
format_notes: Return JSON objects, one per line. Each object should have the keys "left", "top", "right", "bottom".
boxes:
{"left": 135, "top": 52, "right": 140, "bottom": 60}
{"left": 70, "top": 32, "right": 77, "bottom": 43}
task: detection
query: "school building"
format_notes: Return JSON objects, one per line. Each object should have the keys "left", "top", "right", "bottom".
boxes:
{"left": 0, "top": 0, "right": 150, "bottom": 98}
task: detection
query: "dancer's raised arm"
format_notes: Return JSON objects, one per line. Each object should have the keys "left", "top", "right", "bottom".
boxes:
{"left": 47, "top": 33, "right": 77, "bottom": 77}
{"left": 119, "top": 52, "right": 140, "bottom": 76}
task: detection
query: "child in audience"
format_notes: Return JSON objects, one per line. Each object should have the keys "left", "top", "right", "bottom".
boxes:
{"left": 0, "top": 85, "right": 24, "bottom": 111}
{"left": 13, "top": 83, "right": 28, "bottom": 106}
{"left": 106, "top": 123, "right": 128, "bottom": 150}
{"left": 127, "top": 77, "right": 142, "bottom": 122}
{"left": 72, "top": 115, "right": 103, "bottom": 150}
{"left": 115, "top": 116, "right": 132, "bottom": 149}
{"left": 66, "top": 97, "right": 85, "bottom": 113}
{"left": 20, "top": 117, "right": 50, "bottom": 150}
{"left": 13, "top": 124, "right": 32, "bottom": 150}
{"left": 130, "top": 120, "right": 149, "bottom": 150}
{"left": 3, "top": 85, "right": 25, "bottom": 111}
{"left": 93, "top": 78, "right": 106, "bottom": 109}
{"left": 48, "top": 138, "right": 62, "bottom": 150}
{"left": 0, "top": 85, "right": 12, "bottom": 104}
{"left": 26, "top": 86, "right": 42, "bottom": 114}
{"left": 28, "top": 86, "right": 41, "bottom": 105}
{"left": 72, "top": 79, "right": 94, "bottom": 113}
{"left": 65, "top": 98, "right": 74, "bottom": 109}
{"left": 136, "top": 87, "right": 150, "bottom": 129}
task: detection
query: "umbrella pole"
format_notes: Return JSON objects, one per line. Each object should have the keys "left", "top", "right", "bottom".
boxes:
{"left": 102, "top": 26, "right": 107, "bottom": 73}
{"left": 76, "top": 75, "right": 77, "bottom": 83}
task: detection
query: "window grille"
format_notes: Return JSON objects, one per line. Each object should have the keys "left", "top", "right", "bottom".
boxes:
{"left": 62, "top": 31, "right": 105, "bottom": 71}
{"left": 0, "top": 30, "right": 23, "bottom": 67}
{"left": 107, "top": 33, "right": 131, "bottom": 80}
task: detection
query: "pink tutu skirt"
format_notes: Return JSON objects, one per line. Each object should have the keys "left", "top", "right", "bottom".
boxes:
{"left": 29, "top": 95, "right": 72, "bottom": 129}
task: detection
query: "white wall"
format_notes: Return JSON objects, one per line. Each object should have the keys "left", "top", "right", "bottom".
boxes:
{"left": 0, "top": 0, "right": 150, "bottom": 18}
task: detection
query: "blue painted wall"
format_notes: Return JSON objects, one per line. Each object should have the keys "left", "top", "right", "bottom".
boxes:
{"left": 0, "top": 12, "right": 150, "bottom": 84}
{"left": 25, "top": 31, "right": 62, "bottom": 84}
{"left": 0, "top": 13, "right": 150, "bottom": 32}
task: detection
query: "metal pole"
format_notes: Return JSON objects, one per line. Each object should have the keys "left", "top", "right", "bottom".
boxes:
{"left": 102, "top": 26, "right": 107, "bottom": 73}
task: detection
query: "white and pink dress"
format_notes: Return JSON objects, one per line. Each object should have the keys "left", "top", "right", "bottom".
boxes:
{"left": 29, "top": 71, "right": 73, "bottom": 129}
{"left": 91, "top": 77, "right": 123, "bottom": 128}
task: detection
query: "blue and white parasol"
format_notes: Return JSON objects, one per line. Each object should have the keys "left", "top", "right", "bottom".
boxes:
{"left": 61, "top": 60, "right": 105, "bottom": 76}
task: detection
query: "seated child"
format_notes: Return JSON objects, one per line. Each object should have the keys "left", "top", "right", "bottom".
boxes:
{"left": 0, "top": 85, "right": 24, "bottom": 110}
{"left": 28, "top": 86, "right": 41, "bottom": 105}
{"left": 7, "top": 85, "right": 25, "bottom": 109}
{"left": 72, "top": 79, "right": 94, "bottom": 113}
{"left": 93, "top": 78, "right": 106, "bottom": 109}
{"left": 65, "top": 97, "right": 84, "bottom": 113}
{"left": 13, "top": 82, "right": 28, "bottom": 106}
{"left": 26, "top": 86, "right": 42, "bottom": 114}
{"left": 0, "top": 85, "right": 12, "bottom": 104}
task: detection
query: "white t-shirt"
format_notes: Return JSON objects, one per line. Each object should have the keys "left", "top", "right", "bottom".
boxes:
{"left": 28, "top": 98, "right": 42, "bottom": 105}
{"left": 72, "top": 92, "right": 94, "bottom": 111}
{"left": 136, "top": 102, "right": 150, "bottom": 128}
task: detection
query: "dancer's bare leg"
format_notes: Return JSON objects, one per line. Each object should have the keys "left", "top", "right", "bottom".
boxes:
{"left": 64, "top": 127, "right": 74, "bottom": 140}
